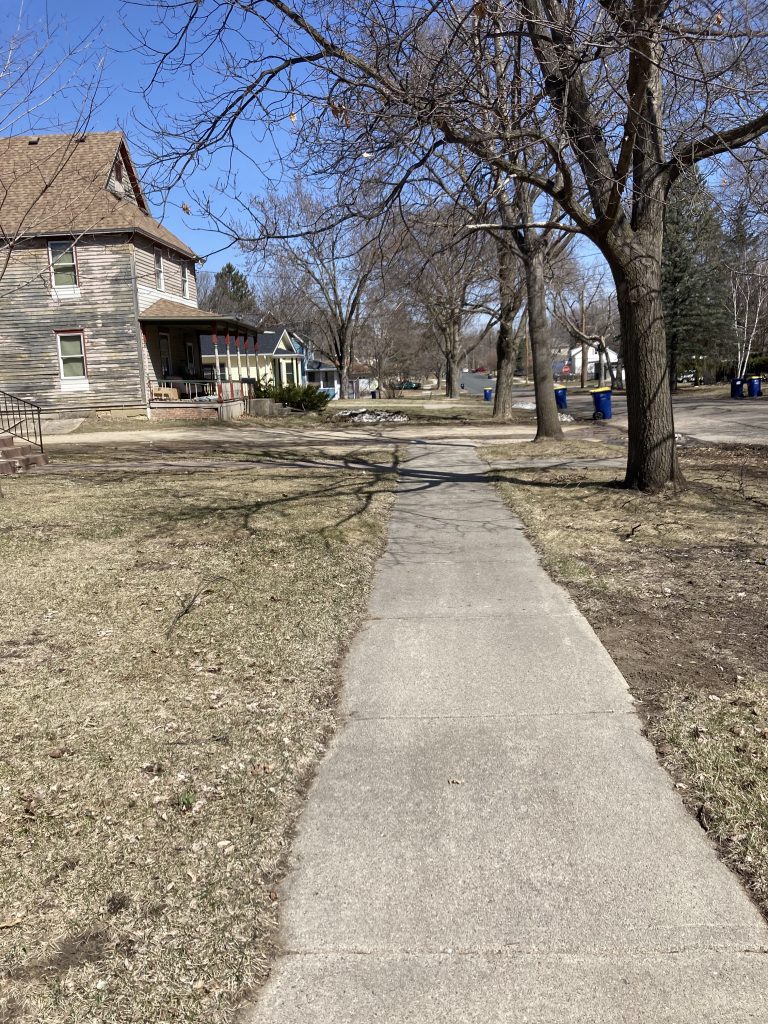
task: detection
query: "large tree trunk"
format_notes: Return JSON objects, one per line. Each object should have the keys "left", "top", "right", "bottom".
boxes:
{"left": 445, "top": 351, "right": 460, "bottom": 397}
{"left": 610, "top": 239, "right": 683, "bottom": 491}
{"left": 526, "top": 249, "right": 563, "bottom": 440}
{"left": 336, "top": 333, "right": 350, "bottom": 400}
{"left": 493, "top": 236, "right": 521, "bottom": 419}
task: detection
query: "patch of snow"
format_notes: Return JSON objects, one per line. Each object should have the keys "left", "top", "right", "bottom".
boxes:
{"left": 558, "top": 413, "right": 575, "bottom": 422}
{"left": 334, "top": 408, "right": 409, "bottom": 424}
{"left": 512, "top": 402, "right": 536, "bottom": 410}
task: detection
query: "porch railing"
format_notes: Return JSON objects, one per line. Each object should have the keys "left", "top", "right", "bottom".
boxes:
{"left": 148, "top": 377, "right": 252, "bottom": 403}
{"left": 0, "top": 390, "right": 44, "bottom": 452}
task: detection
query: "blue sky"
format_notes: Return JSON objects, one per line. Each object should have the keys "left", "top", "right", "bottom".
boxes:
{"left": 17, "top": 0, "right": 254, "bottom": 271}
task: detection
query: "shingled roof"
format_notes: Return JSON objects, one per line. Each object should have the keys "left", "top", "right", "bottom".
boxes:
{"left": 0, "top": 132, "right": 196, "bottom": 258}
{"left": 141, "top": 298, "right": 259, "bottom": 333}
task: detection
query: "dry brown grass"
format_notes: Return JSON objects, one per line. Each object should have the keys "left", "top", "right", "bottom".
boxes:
{"left": 481, "top": 440, "right": 768, "bottom": 917}
{"left": 483, "top": 435, "right": 625, "bottom": 462}
{"left": 0, "top": 444, "right": 396, "bottom": 1022}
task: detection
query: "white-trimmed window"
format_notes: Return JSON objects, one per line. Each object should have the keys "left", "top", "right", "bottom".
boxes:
{"left": 182, "top": 261, "right": 190, "bottom": 298}
{"left": 56, "top": 331, "right": 89, "bottom": 391}
{"left": 49, "top": 240, "right": 79, "bottom": 293}
{"left": 154, "top": 249, "right": 165, "bottom": 290}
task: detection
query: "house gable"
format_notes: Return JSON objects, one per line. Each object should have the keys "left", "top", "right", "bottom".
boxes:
{"left": 0, "top": 132, "right": 196, "bottom": 259}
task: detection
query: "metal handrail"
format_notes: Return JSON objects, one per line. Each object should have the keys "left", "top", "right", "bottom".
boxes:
{"left": 0, "top": 390, "right": 43, "bottom": 453}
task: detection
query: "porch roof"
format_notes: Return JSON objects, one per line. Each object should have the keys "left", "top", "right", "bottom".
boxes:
{"left": 140, "top": 299, "right": 258, "bottom": 334}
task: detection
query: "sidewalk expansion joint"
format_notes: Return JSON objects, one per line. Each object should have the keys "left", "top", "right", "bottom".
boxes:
{"left": 278, "top": 945, "right": 768, "bottom": 959}
{"left": 343, "top": 709, "right": 635, "bottom": 723}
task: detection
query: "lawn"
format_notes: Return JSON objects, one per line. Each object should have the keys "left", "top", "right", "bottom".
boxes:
{"left": 0, "top": 444, "right": 396, "bottom": 1023}
{"left": 483, "top": 439, "right": 768, "bottom": 917}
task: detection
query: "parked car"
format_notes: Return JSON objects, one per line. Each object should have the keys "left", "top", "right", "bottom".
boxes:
{"left": 398, "top": 380, "right": 421, "bottom": 390}
{"left": 474, "top": 365, "right": 488, "bottom": 373}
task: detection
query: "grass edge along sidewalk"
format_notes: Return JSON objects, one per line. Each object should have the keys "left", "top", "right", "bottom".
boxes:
{"left": 482, "top": 440, "right": 768, "bottom": 922}
{"left": 0, "top": 444, "right": 396, "bottom": 1024}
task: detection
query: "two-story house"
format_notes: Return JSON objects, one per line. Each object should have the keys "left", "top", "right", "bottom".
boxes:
{"left": 0, "top": 131, "right": 258, "bottom": 418}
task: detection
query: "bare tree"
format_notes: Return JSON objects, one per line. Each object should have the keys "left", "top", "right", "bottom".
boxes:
{"left": 724, "top": 201, "right": 768, "bottom": 378}
{"left": 0, "top": 6, "right": 103, "bottom": 287}
{"left": 244, "top": 181, "right": 385, "bottom": 396}
{"left": 550, "top": 262, "right": 620, "bottom": 387}
{"left": 140, "top": 0, "right": 768, "bottom": 489}
{"left": 393, "top": 209, "right": 497, "bottom": 397}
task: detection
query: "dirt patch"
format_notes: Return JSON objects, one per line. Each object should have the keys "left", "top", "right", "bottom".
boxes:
{"left": 0, "top": 443, "right": 396, "bottom": 1023}
{"left": 482, "top": 440, "right": 768, "bottom": 915}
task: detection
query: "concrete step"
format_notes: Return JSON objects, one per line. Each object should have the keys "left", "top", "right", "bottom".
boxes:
{"left": 0, "top": 451, "right": 49, "bottom": 475}
{"left": 0, "top": 441, "right": 36, "bottom": 458}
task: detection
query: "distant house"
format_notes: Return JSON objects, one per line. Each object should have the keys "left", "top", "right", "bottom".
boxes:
{"left": 305, "top": 357, "right": 340, "bottom": 399}
{"left": 256, "top": 327, "right": 306, "bottom": 386}
{"left": 199, "top": 325, "right": 305, "bottom": 387}
{"left": 567, "top": 343, "right": 620, "bottom": 383}
{"left": 0, "top": 131, "right": 256, "bottom": 418}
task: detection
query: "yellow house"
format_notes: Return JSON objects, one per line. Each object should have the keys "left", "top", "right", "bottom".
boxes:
{"left": 199, "top": 325, "right": 305, "bottom": 386}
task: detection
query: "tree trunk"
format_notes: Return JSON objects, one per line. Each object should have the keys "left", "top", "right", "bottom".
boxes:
{"left": 580, "top": 340, "right": 588, "bottom": 388}
{"left": 445, "top": 351, "right": 460, "bottom": 397}
{"left": 493, "top": 238, "right": 522, "bottom": 419}
{"left": 336, "top": 333, "right": 350, "bottom": 400}
{"left": 526, "top": 249, "right": 563, "bottom": 440}
{"left": 610, "top": 240, "right": 683, "bottom": 492}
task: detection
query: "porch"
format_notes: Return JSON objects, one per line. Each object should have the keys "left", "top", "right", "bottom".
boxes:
{"left": 140, "top": 299, "right": 261, "bottom": 419}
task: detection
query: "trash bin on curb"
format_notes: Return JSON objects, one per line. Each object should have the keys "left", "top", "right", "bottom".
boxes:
{"left": 554, "top": 385, "right": 568, "bottom": 410}
{"left": 460, "top": 381, "right": 465, "bottom": 390}
{"left": 731, "top": 378, "right": 744, "bottom": 399}
{"left": 483, "top": 388, "right": 493, "bottom": 402}
{"left": 590, "top": 386, "right": 612, "bottom": 420}
{"left": 370, "top": 390, "right": 377, "bottom": 399}
{"left": 747, "top": 376, "right": 763, "bottom": 398}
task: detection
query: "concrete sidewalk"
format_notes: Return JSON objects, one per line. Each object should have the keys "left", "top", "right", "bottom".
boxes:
{"left": 243, "top": 444, "right": 768, "bottom": 1023}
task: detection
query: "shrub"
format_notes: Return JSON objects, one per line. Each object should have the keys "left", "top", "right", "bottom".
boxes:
{"left": 248, "top": 379, "right": 330, "bottom": 411}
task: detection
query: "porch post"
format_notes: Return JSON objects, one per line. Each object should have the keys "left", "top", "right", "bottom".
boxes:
{"left": 235, "top": 333, "right": 243, "bottom": 395}
{"left": 212, "top": 325, "right": 222, "bottom": 401}
{"left": 244, "top": 335, "right": 253, "bottom": 383}
{"left": 224, "top": 330, "right": 234, "bottom": 399}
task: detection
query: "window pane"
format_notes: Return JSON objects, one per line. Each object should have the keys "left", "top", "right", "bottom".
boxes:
{"left": 59, "top": 336, "right": 83, "bottom": 358}
{"left": 62, "top": 356, "right": 86, "bottom": 378}
{"left": 50, "top": 241, "right": 70, "bottom": 261}
{"left": 50, "top": 242, "right": 77, "bottom": 287}
{"left": 54, "top": 264, "right": 77, "bottom": 286}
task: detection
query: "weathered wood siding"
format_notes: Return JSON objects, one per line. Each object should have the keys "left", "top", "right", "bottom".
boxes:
{"left": 134, "top": 237, "right": 198, "bottom": 312}
{"left": 0, "top": 236, "right": 145, "bottom": 412}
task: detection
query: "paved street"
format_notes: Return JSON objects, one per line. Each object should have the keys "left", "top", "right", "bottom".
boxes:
{"left": 460, "top": 373, "right": 768, "bottom": 445}
{"left": 242, "top": 443, "right": 768, "bottom": 1023}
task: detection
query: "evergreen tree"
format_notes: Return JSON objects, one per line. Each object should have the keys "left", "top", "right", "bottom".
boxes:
{"left": 200, "top": 262, "right": 259, "bottom": 318}
{"left": 662, "top": 173, "right": 732, "bottom": 388}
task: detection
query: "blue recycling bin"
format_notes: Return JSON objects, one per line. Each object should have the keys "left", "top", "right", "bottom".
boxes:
{"left": 460, "top": 381, "right": 465, "bottom": 389}
{"left": 483, "top": 388, "right": 493, "bottom": 402}
{"left": 731, "top": 378, "right": 744, "bottom": 398}
{"left": 590, "top": 386, "right": 612, "bottom": 420}
{"left": 554, "top": 385, "right": 568, "bottom": 410}
{"left": 747, "top": 376, "right": 763, "bottom": 397}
